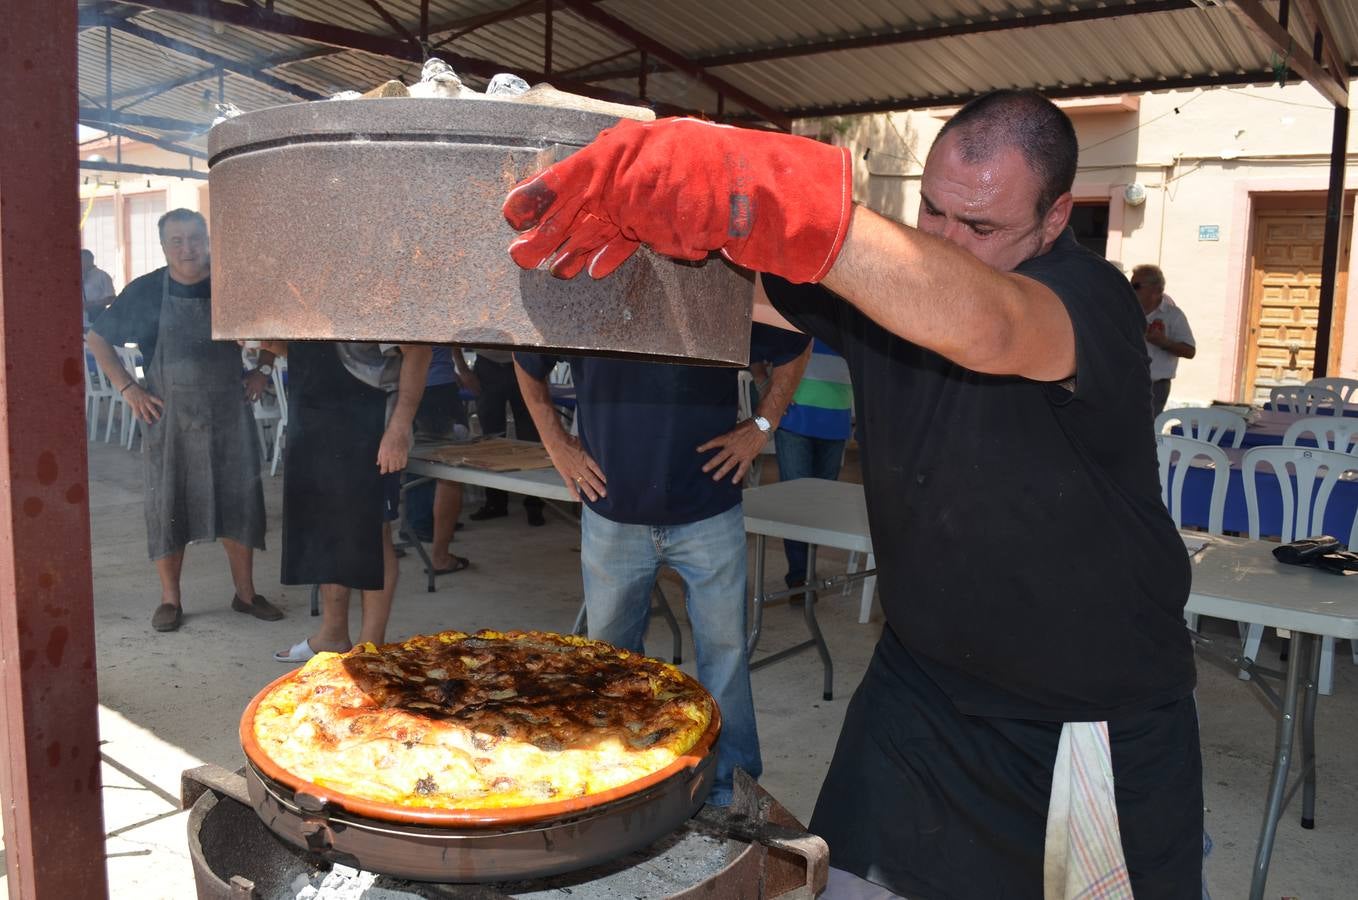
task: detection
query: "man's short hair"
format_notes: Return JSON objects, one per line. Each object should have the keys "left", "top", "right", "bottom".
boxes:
{"left": 1131, "top": 264, "right": 1165, "bottom": 288}
{"left": 157, "top": 208, "right": 207, "bottom": 241}
{"left": 935, "top": 90, "right": 1078, "bottom": 218}
{"left": 80, "top": 248, "right": 94, "bottom": 264}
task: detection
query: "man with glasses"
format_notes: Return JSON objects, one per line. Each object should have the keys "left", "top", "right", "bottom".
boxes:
{"left": 1133, "top": 264, "right": 1196, "bottom": 416}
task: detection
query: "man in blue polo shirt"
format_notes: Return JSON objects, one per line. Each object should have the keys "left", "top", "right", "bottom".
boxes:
{"left": 514, "top": 324, "right": 811, "bottom": 806}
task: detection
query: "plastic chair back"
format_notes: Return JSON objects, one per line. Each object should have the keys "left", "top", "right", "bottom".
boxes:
{"left": 1282, "top": 416, "right": 1358, "bottom": 453}
{"left": 1155, "top": 434, "right": 1229, "bottom": 534}
{"left": 1154, "top": 406, "right": 1247, "bottom": 448}
{"left": 1270, "top": 384, "right": 1343, "bottom": 415}
{"left": 1241, "top": 446, "right": 1358, "bottom": 543}
{"left": 1306, "top": 376, "right": 1358, "bottom": 406}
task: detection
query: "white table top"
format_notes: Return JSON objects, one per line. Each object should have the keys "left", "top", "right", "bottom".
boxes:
{"left": 740, "top": 480, "right": 1358, "bottom": 640}
{"left": 1185, "top": 534, "right": 1358, "bottom": 639}
{"left": 407, "top": 442, "right": 574, "bottom": 503}
{"left": 741, "top": 478, "right": 874, "bottom": 554}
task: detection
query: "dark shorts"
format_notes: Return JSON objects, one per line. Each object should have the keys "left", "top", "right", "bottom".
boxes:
{"left": 414, "top": 381, "right": 468, "bottom": 439}
{"left": 382, "top": 471, "right": 402, "bottom": 522}
{"left": 810, "top": 627, "right": 1203, "bottom": 900}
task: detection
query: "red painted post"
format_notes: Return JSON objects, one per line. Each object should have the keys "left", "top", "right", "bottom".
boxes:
{"left": 0, "top": 1, "right": 110, "bottom": 897}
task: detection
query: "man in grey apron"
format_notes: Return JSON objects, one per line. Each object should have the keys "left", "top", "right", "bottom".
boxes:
{"left": 87, "top": 209, "right": 280, "bottom": 632}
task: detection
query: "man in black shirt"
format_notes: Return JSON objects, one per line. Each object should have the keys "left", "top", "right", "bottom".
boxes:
{"left": 501, "top": 91, "right": 1201, "bottom": 897}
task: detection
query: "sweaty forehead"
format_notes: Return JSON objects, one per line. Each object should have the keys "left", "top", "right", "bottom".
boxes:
{"left": 924, "top": 133, "right": 1040, "bottom": 218}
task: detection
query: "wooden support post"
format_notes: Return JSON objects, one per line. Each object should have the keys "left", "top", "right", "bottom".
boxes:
{"left": 1313, "top": 104, "right": 1349, "bottom": 378}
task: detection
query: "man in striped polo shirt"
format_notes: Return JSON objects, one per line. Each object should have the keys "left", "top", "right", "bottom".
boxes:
{"left": 775, "top": 338, "right": 853, "bottom": 591}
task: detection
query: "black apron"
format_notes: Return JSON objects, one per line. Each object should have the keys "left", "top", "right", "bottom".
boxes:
{"left": 143, "top": 272, "right": 265, "bottom": 559}
{"left": 280, "top": 341, "right": 390, "bottom": 591}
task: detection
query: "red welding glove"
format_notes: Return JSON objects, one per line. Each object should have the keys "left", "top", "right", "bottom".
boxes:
{"left": 502, "top": 117, "right": 853, "bottom": 283}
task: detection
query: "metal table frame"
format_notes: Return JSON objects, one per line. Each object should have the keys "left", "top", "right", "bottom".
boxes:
{"left": 742, "top": 479, "right": 876, "bottom": 701}
{"left": 1182, "top": 534, "right": 1358, "bottom": 900}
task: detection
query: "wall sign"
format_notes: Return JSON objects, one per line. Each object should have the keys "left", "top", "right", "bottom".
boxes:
{"left": 1198, "top": 225, "right": 1220, "bottom": 241}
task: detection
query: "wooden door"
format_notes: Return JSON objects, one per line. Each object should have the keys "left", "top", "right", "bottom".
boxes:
{"left": 1242, "top": 198, "right": 1352, "bottom": 404}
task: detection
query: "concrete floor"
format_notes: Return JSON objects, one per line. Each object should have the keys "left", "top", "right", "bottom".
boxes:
{"left": 3, "top": 441, "right": 1356, "bottom": 898}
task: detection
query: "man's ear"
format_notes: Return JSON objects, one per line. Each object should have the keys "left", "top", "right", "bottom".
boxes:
{"left": 1042, "top": 192, "right": 1074, "bottom": 245}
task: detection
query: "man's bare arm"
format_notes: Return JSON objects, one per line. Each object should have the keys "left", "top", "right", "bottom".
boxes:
{"left": 514, "top": 359, "right": 605, "bottom": 501}
{"left": 821, "top": 206, "right": 1076, "bottom": 381}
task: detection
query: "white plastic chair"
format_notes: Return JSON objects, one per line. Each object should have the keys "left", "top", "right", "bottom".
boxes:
{"left": 1155, "top": 435, "right": 1228, "bottom": 631}
{"left": 1305, "top": 376, "right": 1358, "bottom": 407}
{"left": 113, "top": 345, "right": 145, "bottom": 450}
{"left": 252, "top": 364, "right": 288, "bottom": 476}
{"left": 84, "top": 352, "right": 114, "bottom": 440}
{"left": 1270, "top": 384, "right": 1343, "bottom": 416}
{"left": 1154, "top": 407, "right": 1246, "bottom": 448}
{"left": 1282, "top": 416, "right": 1358, "bottom": 454}
{"left": 1241, "top": 446, "right": 1358, "bottom": 694}
{"left": 1156, "top": 435, "right": 1229, "bottom": 535}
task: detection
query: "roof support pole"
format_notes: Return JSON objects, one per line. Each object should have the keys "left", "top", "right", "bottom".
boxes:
{"left": 1313, "top": 104, "right": 1349, "bottom": 378}
{"left": 0, "top": 1, "right": 109, "bottom": 894}
{"left": 544, "top": 0, "right": 553, "bottom": 77}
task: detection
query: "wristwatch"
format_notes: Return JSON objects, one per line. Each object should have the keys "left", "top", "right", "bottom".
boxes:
{"left": 257, "top": 363, "right": 274, "bottom": 377}
{"left": 752, "top": 415, "right": 772, "bottom": 433}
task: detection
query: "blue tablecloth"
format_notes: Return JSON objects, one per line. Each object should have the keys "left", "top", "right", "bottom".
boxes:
{"left": 1175, "top": 448, "right": 1358, "bottom": 538}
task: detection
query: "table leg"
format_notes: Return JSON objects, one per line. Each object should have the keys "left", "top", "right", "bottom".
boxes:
{"left": 803, "top": 544, "right": 833, "bottom": 701}
{"left": 747, "top": 534, "right": 767, "bottom": 658}
{"left": 1248, "top": 632, "right": 1310, "bottom": 900}
{"left": 397, "top": 477, "right": 436, "bottom": 593}
{"left": 1300, "top": 633, "right": 1321, "bottom": 830}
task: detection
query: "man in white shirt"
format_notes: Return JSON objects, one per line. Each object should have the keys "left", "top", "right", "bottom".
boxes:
{"left": 81, "top": 249, "right": 116, "bottom": 328}
{"left": 1133, "top": 264, "right": 1195, "bottom": 415}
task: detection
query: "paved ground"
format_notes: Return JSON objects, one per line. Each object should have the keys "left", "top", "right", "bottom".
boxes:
{"left": 3, "top": 440, "right": 1356, "bottom": 898}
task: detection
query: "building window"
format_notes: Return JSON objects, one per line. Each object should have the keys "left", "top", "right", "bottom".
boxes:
{"left": 1070, "top": 202, "right": 1110, "bottom": 258}
{"left": 124, "top": 191, "right": 167, "bottom": 283}
{"left": 81, "top": 197, "right": 118, "bottom": 289}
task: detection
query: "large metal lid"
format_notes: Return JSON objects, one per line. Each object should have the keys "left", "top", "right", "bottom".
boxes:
{"left": 207, "top": 98, "right": 754, "bottom": 365}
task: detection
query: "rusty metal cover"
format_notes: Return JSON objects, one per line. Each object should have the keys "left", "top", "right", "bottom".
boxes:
{"left": 206, "top": 98, "right": 753, "bottom": 365}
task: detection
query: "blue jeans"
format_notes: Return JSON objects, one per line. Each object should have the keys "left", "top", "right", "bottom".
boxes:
{"left": 774, "top": 430, "right": 846, "bottom": 586}
{"left": 580, "top": 504, "right": 761, "bottom": 806}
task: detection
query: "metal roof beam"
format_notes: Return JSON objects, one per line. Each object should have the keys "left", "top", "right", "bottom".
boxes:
{"left": 786, "top": 68, "right": 1353, "bottom": 118}
{"left": 579, "top": 0, "right": 1195, "bottom": 82}
{"left": 92, "top": 15, "right": 327, "bottom": 100}
{"left": 554, "top": 0, "right": 789, "bottom": 129}
{"left": 82, "top": 118, "right": 208, "bottom": 159}
{"left": 118, "top": 0, "right": 702, "bottom": 117}
{"left": 79, "top": 106, "right": 207, "bottom": 133}
{"left": 1225, "top": 0, "right": 1347, "bottom": 106}
{"left": 358, "top": 0, "right": 423, "bottom": 57}
{"left": 1290, "top": 0, "right": 1350, "bottom": 88}
{"left": 79, "top": 158, "right": 207, "bottom": 180}
{"left": 113, "top": 66, "right": 220, "bottom": 107}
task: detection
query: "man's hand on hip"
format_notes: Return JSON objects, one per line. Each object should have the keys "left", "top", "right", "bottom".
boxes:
{"left": 697, "top": 419, "right": 768, "bottom": 485}
{"left": 543, "top": 434, "right": 606, "bottom": 503}
{"left": 502, "top": 118, "right": 853, "bottom": 284}
{"left": 124, "top": 384, "right": 165, "bottom": 425}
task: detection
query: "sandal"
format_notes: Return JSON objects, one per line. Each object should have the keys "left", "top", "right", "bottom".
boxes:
{"left": 274, "top": 638, "right": 317, "bottom": 664}
{"left": 426, "top": 555, "right": 471, "bottom": 576}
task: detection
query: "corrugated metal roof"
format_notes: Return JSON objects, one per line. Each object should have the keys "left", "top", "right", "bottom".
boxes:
{"left": 76, "top": 0, "right": 1357, "bottom": 152}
